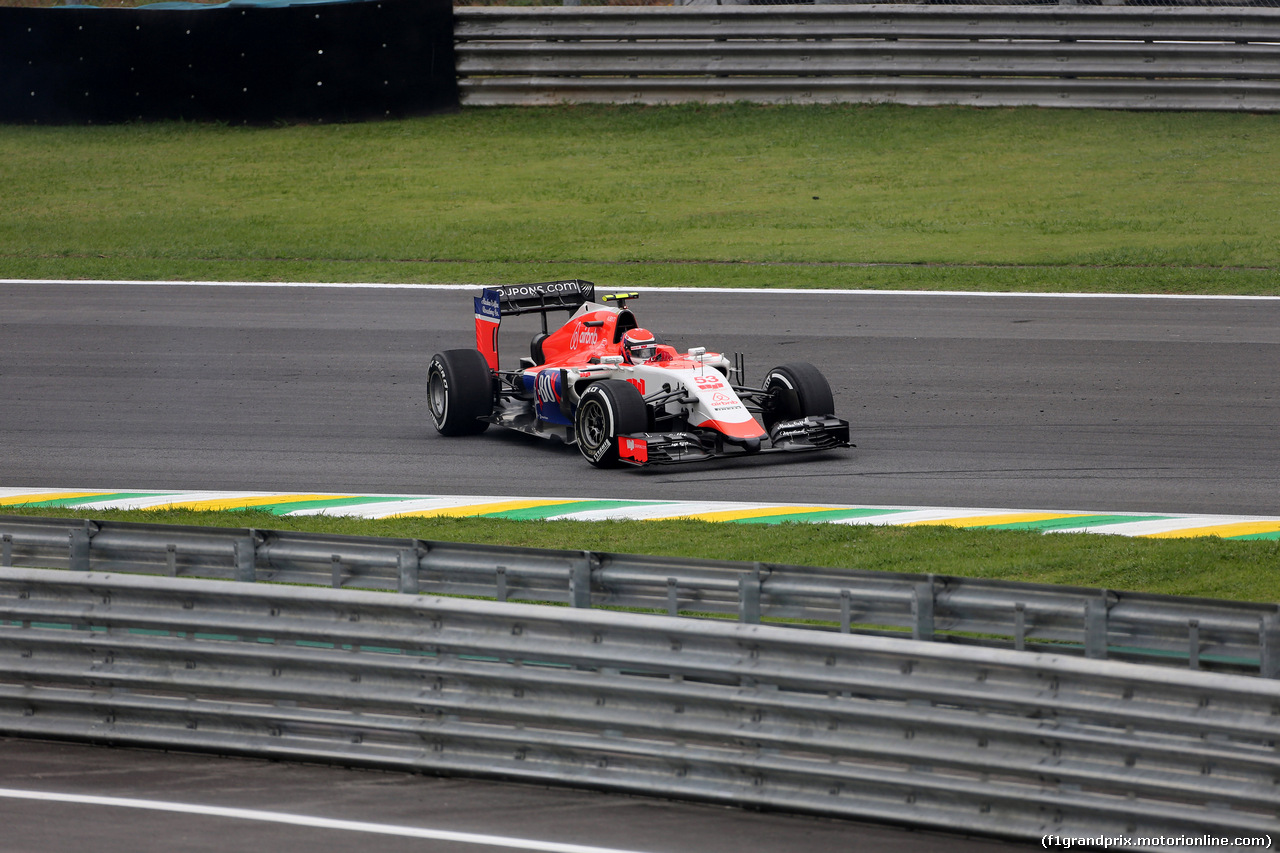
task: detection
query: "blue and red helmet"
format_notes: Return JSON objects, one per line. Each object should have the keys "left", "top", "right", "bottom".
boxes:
{"left": 621, "top": 328, "right": 658, "bottom": 364}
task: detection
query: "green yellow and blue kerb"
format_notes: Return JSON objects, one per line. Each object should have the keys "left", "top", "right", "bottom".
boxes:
{"left": 2, "top": 489, "right": 1279, "bottom": 540}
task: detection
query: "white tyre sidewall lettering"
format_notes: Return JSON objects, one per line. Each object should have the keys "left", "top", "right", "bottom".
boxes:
{"left": 579, "top": 389, "right": 614, "bottom": 463}
{"left": 766, "top": 371, "right": 794, "bottom": 391}
{"left": 428, "top": 360, "right": 450, "bottom": 429}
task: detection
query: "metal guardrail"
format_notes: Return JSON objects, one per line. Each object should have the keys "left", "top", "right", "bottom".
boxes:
{"left": 3, "top": 515, "right": 1278, "bottom": 677}
{"left": 0, "top": 568, "right": 1277, "bottom": 850}
{"left": 454, "top": 5, "right": 1280, "bottom": 111}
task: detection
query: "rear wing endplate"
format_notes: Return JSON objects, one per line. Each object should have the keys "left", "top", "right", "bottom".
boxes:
{"left": 474, "top": 279, "right": 595, "bottom": 370}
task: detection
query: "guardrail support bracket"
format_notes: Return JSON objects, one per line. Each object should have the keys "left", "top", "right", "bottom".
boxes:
{"left": 570, "top": 553, "right": 593, "bottom": 609}
{"left": 1261, "top": 613, "right": 1279, "bottom": 679}
{"left": 739, "top": 564, "right": 762, "bottom": 624}
{"left": 912, "top": 579, "right": 934, "bottom": 642}
{"left": 234, "top": 534, "right": 256, "bottom": 583}
{"left": 1085, "top": 595, "right": 1109, "bottom": 660}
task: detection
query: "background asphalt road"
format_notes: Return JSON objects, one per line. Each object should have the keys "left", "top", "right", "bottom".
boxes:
{"left": 2, "top": 281, "right": 1278, "bottom": 515}
{"left": 2, "top": 280, "right": 1277, "bottom": 853}
{"left": 0, "top": 738, "right": 1033, "bottom": 853}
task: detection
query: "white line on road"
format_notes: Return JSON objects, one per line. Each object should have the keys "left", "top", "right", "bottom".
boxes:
{"left": 0, "top": 788, "right": 663, "bottom": 853}
{"left": 2, "top": 279, "right": 1278, "bottom": 300}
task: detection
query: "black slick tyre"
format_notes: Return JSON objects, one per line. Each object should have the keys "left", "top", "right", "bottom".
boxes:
{"left": 762, "top": 362, "right": 836, "bottom": 428}
{"left": 427, "top": 349, "right": 494, "bottom": 436}
{"left": 574, "top": 379, "right": 648, "bottom": 468}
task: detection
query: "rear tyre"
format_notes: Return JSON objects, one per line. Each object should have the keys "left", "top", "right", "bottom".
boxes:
{"left": 574, "top": 380, "right": 648, "bottom": 468}
{"left": 762, "top": 362, "right": 835, "bottom": 429}
{"left": 427, "top": 349, "right": 494, "bottom": 436}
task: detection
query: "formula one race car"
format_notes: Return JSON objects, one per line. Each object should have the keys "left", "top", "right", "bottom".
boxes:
{"left": 427, "top": 279, "right": 850, "bottom": 468}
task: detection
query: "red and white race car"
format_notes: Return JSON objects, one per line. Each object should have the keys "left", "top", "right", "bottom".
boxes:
{"left": 427, "top": 279, "right": 850, "bottom": 468}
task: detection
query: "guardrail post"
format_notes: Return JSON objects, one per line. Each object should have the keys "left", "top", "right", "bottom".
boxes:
{"left": 667, "top": 577, "right": 679, "bottom": 617}
{"left": 1188, "top": 619, "right": 1200, "bottom": 670}
{"left": 1085, "top": 595, "right": 1109, "bottom": 659}
{"left": 166, "top": 544, "right": 178, "bottom": 578}
{"left": 839, "top": 589, "right": 851, "bottom": 634}
{"left": 570, "top": 553, "right": 593, "bottom": 609}
{"left": 397, "top": 548, "right": 419, "bottom": 595}
{"left": 1261, "top": 613, "right": 1279, "bottom": 679}
{"left": 69, "top": 525, "right": 90, "bottom": 571}
{"left": 234, "top": 535, "right": 256, "bottom": 583}
{"left": 1014, "top": 602, "right": 1027, "bottom": 651}
{"left": 331, "top": 554, "right": 343, "bottom": 589}
{"left": 912, "top": 578, "right": 934, "bottom": 642}
{"left": 739, "top": 564, "right": 762, "bottom": 624}
{"left": 2, "top": 533, "right": 11, "bottom": 568}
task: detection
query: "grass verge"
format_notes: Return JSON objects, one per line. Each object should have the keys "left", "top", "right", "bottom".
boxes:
{"left": 5, "top": 506, "right": 1279, "bottom": 604}
{"left": 3, "top": 104, "right": 1279, "bottom": 294}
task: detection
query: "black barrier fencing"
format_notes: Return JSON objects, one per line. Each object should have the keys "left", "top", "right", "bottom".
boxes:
{"left": 0, "top": 0, "right": 458, "bottom": 124}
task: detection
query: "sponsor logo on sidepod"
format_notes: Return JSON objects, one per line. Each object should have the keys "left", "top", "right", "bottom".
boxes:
{"left": 536, "top": 370, "right": 561, "bottom": 404}
{"left": 571, "top": 325, "right": 600, "bottom": 349}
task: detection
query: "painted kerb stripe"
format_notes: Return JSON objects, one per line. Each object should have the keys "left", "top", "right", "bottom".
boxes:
{"left": 2, "top": 489, "right": 1278, "bottom": 540}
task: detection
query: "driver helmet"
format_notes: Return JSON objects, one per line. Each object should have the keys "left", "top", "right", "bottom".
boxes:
{"left": 622, "top": 328, "right": 658, "bottom": 364}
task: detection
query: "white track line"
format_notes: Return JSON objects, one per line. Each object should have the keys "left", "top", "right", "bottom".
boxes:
{"left": 2, "top": 279, "right": 1277, "bottom": 300}
{"left": 0, "top": 788, "right": 662, "bottom": 853}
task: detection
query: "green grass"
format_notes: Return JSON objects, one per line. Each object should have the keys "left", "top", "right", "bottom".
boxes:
{"left": 6, "top": 506, "right": 1279, "bottom": 603}
{"left": 2, "top": 104, "right": 1279, "bottom": 293}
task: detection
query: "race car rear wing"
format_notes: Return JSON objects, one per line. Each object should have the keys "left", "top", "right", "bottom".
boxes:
{"left": 474, "top": 279, "right": 595, "bottom": 371}
{"left": 489, "top": 279, "right": 595, "bottom": 317}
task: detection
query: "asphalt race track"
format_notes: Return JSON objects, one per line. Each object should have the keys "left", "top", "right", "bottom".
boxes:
{"left": 0, "top": 738, "right": 1035, "bottom": 853}
{"left": 2, "top": 281, "right": 1278, "bottom": 516}
{"left": 3, "top": 280, "right": 1279, "bottom": 852}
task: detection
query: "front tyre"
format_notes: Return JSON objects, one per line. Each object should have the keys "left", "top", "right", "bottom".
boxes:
{"left": 574, "top": 379, "right": 648, "bottom": 468}
{"left": 427, "top": 349, "right": 494, "bottom": 436}
{"left": 762, "top": 362, "right": 836, "bottom": 428}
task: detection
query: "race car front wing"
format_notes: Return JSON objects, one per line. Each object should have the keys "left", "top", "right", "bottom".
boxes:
{"left": 767, "top": 415, "right": 851, "bottom": 451}
{"left": 617, "top": 415, "right": 851, "bottom": 467}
